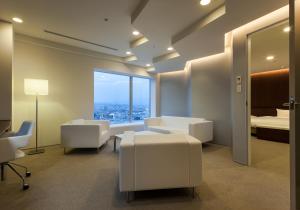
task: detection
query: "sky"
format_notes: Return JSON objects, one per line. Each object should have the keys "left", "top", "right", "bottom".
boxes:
{"left": 94, "top": 71, "right": 150, "bottom": 106}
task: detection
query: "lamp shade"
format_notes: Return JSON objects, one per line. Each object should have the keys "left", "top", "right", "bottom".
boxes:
{"left": 24, "top": 79, "right": 48, "bottom": 95}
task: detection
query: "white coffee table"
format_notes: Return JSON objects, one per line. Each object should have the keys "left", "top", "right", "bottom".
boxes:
{"left": 113, "top": 131, "right": 161, "bottom": 152}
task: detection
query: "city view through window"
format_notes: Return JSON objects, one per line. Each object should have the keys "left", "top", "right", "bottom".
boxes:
{"left": 94, "top": 71, "right": 150, "bottom": 124}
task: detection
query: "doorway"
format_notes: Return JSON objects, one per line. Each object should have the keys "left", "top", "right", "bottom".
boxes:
{"left": 247, "top": 20, "right": 290, "bottom": 203}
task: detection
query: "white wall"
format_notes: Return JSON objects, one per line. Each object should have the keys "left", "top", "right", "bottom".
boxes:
{"left": 191, "top": 53, "right": 232, "bottom": 146}
{"left": 158, "top": 52, "right": 232, "bottom": 146}
{"left": 0, "top": 21, "right": 13, "bottom": 120}
{"left": 159, "top": 70, "right": 190, "bottom": 117}
{"left": 158, "top": 6, "right": 289, "bottom": 156}
{"left": 13, "top": 34, "right": 153, "bottom": 148}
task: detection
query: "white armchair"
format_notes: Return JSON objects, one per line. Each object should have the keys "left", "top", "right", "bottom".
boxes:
{"left": 61, "top": 119, "right": 110, "bottom": 153}
{"left": 145, "top": 116, "right": 213, "bottom": 143}
{"left": 0, "top": 121, "right": 34, "bottom": 190}
{"left": 119, "top": 132, "right": 202, "bottom": 200}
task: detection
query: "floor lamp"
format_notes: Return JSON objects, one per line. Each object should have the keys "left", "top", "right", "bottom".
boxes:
{"left": 24, "top": 79, "right": 48, "bottom": 155}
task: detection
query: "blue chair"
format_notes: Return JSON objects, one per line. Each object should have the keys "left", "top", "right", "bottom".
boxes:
{"left": 0, "top": 121, "right": 34, "bottom": 190}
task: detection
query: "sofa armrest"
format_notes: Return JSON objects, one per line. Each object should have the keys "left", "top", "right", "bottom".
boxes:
{"left": 189, "top": 121, "right": 213, "bottom": 143}
{"left": 144, "top": 117, "right": 161, "bottom": 128}
{"left": 186, "top": 136, "right": 202, "bottom": 186}
{"left": 0, "top": 137, "right": 16, "bottom": 162}
{"left": 61, "top": 125, "right": 101, "bottom": 148}
{"left": 119, "top": 132, "right": 135, "bottom": 192}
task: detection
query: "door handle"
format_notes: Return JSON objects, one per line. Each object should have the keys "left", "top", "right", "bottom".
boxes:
{"left": 288, "top": 97, "right": 300, "bottom": 110}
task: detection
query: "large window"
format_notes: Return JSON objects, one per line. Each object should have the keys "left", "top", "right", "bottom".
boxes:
{"left": 132, "top": 77, "right": 150, "bottom": 122}
{"left": 94, "top": 71, "right": 151, "bottom": 124}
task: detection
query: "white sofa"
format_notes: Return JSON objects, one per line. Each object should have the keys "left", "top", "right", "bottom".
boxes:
{"left": 119, "top": 132, "right": 202, "bottom": 194}
{"left": 144, "top": 116, "right": 213, "bottom": 143}
{"left": 61, "top": 119, "right": 110, "bottom": 152}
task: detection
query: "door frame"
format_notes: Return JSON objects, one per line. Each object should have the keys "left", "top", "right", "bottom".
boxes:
{"left": 246, "top": 19, "right": 290, "bottom": 166}
{"left": 289, "top": 1, "right": 300, "bottom": 209}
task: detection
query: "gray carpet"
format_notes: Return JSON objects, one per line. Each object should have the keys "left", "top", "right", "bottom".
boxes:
{"left": 0, "top": 138, "right": 290, "bottom": 210}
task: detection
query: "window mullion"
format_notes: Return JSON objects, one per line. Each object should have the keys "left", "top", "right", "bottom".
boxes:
{"left": 129, "top": 76, "right": 133, "bottom": 122}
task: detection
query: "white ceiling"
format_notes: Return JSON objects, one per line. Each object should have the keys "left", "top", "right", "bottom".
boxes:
{"left": 250, "top": 21, "right": 289, "bottom": 73}
{"left": 0, "top": 0, "right": 289, "bottom": 73}
{"left": 0, "top": 0, "right": 140, "bottom": 56}
{"left": 130, "top": 0, "right": 225, "bottom": 68}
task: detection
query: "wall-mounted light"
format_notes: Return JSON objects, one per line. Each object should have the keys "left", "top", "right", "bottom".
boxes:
{"left": 200, "top": 0, "right": 211, "bottom": 6}
{"left": 126, "top": 51, "right": 132, "bottom": 55}
{"left": 12, "top": 17, "right": 23, "bottom": 23}
{"left": 146, "top": 64, "right": 151, "bottom": 67}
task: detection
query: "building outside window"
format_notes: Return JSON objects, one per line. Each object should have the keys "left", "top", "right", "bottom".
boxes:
{"left": 94, "top": 71, "right": 150, "bottom": 124}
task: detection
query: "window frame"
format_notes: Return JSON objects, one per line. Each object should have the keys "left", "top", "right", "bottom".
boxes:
{"left": 93, "top": 70, "right": 151, "bottom": 124}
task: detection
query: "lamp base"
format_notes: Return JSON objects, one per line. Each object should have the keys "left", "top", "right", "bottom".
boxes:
{"left": 27, "top": 148, "right": 45, "bottom": 155}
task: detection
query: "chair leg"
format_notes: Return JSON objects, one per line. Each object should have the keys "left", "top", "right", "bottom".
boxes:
{"left": 6, "top": 163, "right": 29, "bottom": 190}
{"left": 1, "top": 163, "right": 5, "bottom": 181}
{"left": 127, "top": 191, "right": 130, "bottom": 202}
{"left": 114, "top": 136, "right": 117, "bottom": 152}
{"left": 9, "top": 162, "right": 31, "bottom": 177}
{"left": 192, "top": 187, "right": 196, "bottom": 198}
{"left": 126, "top": 191, "right": 134, "bottom": 202}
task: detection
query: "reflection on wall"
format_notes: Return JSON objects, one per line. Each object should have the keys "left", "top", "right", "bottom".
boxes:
{"left": 251, "top": 69, "right": 289, "bottom": 116}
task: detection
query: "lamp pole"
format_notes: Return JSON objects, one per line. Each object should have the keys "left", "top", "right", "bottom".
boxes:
{"left": 28, "top": 95, "right": 45, "bottom": 155}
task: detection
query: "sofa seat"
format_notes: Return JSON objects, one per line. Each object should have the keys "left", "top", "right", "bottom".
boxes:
{"left": 119, "top": 132, "right": 202, "bottom": 192}
{"left": 145, "top": 116, "right": 213, "bottom": 143}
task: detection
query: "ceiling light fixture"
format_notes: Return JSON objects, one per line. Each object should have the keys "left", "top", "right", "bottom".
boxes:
{"left": 266, "top": 55, "right": 275, "bottom": 61}
{"left": 132, "top": 30, "right": 140, "bottom": 36}
{"left": 200, "top": 0, "right": 211, "bottom": 6}
{"left": 126, "top": 51, "right": 132, "bottom": 55}
{"left": 12, "top": 17, "right": 23, "bottom": 23}
{"left": 167, "top": 47, "right": 174, "bottom": 51}
{"left": 283, "top": 26, "right": 291, "bottom": 33}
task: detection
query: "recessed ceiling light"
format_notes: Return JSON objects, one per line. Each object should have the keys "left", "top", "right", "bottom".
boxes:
{"left": 266, "top": 55, "right": 275, "bottom": 61}
{"left": 283, "top": 26, "right": 291, "bottom": 33}
{"left": 167, "top": 47, "right": 174, "bottom": 51}
{"left": 200, "top": 0, "right": 211, "bottom": 6}
{"left": 146, "top": 64, "right": 151, "bottom": 67}
{"left": 126, "top": 51, "right": 132, "bottom": 55}
{"left": 12, "top": 17, "right": 23, "bottom": 23}
{"left": 132, "top": 30, "right": 140, "bottom": 36}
